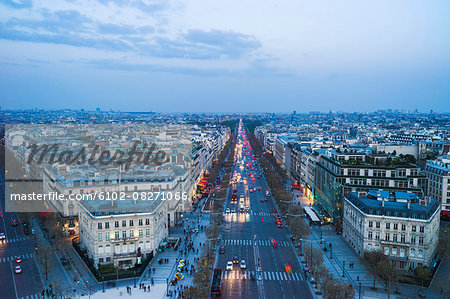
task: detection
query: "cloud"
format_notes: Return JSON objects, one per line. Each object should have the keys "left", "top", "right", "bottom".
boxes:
{"left": 184, "top": 30, "right": 261, "bottom": 59}
{"left": 139, "top": 30, "right": 261, "bottom": 60}
{"left": 1, "top": 0, "right": 32, "bottom": 9}
{"left": 1, "top": 9, "right": 262, "bottom": 60}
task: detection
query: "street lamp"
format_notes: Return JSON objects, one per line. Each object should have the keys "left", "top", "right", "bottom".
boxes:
{"left": 359, "top": 282, "right": 362, "bottom": 299}
{"left": 342, "top": 261, "right": 345, "bottom": 277}
{"left": 134, "top": 269, "right": 136, "bottom": 288}
{"left": 166, "top": 278, "right": 169, "bottom": 295}
{"left": 102, "top": 276, "right": 105, "bottom": 292}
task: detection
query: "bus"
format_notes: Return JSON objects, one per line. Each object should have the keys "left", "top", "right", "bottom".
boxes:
{"left": 211, "top": 268, "right": 222, "bottom": 298}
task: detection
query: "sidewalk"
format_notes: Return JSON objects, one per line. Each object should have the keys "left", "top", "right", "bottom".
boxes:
{"left": 139, "top": 205, "right": 211, "bottom": 298}
{"left": 293, "top": 189, "right": 443, "bottom": 299}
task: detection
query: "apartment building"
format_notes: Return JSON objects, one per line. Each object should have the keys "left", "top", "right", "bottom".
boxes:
{"left": 78, "top": 197, "right": 168, "bottom": 268}
{"left": 423, "top": 156, "right": 450, "bottom": 219}
{"left": 343, "top": 191, "right": 440, "bottom": 270}
{"left": 315, "top": 148, "right": 426, "bottom": 224}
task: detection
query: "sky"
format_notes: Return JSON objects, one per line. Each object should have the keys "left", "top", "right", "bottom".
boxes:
{"left": 1, "top": 0, "right": 449, "bottom": 113}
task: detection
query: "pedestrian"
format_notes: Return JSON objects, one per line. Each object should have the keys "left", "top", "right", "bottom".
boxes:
{"left": 151, "top": 278, "right": 154, "bottom": 286}
{"left": 144, "top": 285, "right": 146, "bottom": 291}
{"left": 148, "top": 285, "right": 151, "bottom": 292}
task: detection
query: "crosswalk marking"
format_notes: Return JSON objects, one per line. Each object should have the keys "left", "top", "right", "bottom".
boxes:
{"left": 18, "top": 295, "right": 40, "bottom": 299}
{"left": 5, "top": 236, "right": 29, "bottom": 244}
{"left": 222, "top": 271, "right": 303, "bottom": 281}
{"left": 0, "top": 253, "right": 34, "bottom": 264}
{"left": 221, "top": 239, "right": 292, "bottom": 247}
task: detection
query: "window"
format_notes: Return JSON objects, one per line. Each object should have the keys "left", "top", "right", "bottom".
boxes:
{"left": 139, "top": 229, "right": 143, "bottom": 237}
{"left": 98, "top": 223, "right": 102, "bottom": 229}
{"left": 122, "top": 220, "right": 127, "bottom": 227}
{"left": 392, "top": 247, "right": 397, "bottom": 255}
{"left": 418, "top": 250, "right": 423, "bottom": 258}
{"left": 420, "top": 226, "right": 425, "bottom": 233}
{"left": 400, "top": 248, "right": 405, "bottom": 258}
{"left": 115, "top": 221, "right": 119, "bottom": 228}
{"left": 385, "top": 233, "right": 390, "bottom": 241}
{"left": 129, "top": 220, "right": 134, "bottom": 227}
{"left": 393, "top": 234, "right": 398, "bottom": 242}
{"left": 145, "top": 240, "right": 151, "bottom": 249}
{"left": 99, "top": 258, "right": 104, "bottom": 263}
{"left": 384, "top": 247, "right": 390, "bottom": 255}
{"left": 375, "top": 232, "right": 380, "bottom": 240}
{"left": 393, "top": 223, "right": 398, "bottom": 230}
{"left": 98, "top": 245, "right": 104, "bottom": 254}
{"left": 105, "top": 232, "right": 110, "bottom": 241}
{"left": 115, "top": 244, "right": 120, "bottom": 254}
{"left": 411, "top": 236, "right": 416, "bottom": 243}
{"left": 401, "top": 224, "right": 406, "bottom": 231}
{"left": 139, "top": 219, "right": 143, "bottom": 226}
{"left": 412, "top": 225, "right": 416, "bottom": 232}
{"left": 376, "top": 222, "right": 380, "bottom": 228}
{"left": 368, "top": 231, "right": 373, "bottom": 239}
{"left": 98, "top": 233, "right": 102, "bottom": 241}
{"left": 105, "top": 222, "right": 109, "bottom": 229}
{"left": 410, "top": 249, "right": 415, "bottom": 257}
{"left": 106, "top": 257, "right": 111, "bottom": 262}
{"left": 115, "top": 231, "right": 119, "bottom": 240}
{"left": 386, "top": 223, "right": 390, "bottom": 229}
{"left": 419, "top": 237, "right": 424, "bottom": 245}
{"left": 401, "top": 235, "right": 406, "bottom": 243}
{"left": 145, "top": 219, "right": 150, "bottom": 225}
{"left": 129, "top": 230, "right": 134, "bottom": 238}
{"left": 105, "top": 244, "right": 111, "bottom": 253}
{"left": 369, "top": 221, "right": 373, "bottom": 228}
{"left": 122, "top": 231, "right": 127, "bottom": 239}
{"left": 145, "top": 228, "right": 150, "bottom": 236}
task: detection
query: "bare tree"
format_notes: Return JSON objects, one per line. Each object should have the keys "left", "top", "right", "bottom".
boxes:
{"left": 360, "top": 250, "right": 387, "bottom": 289}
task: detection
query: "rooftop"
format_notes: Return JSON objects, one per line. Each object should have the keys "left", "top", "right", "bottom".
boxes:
{"left": 346, "top": 190, "right": 440, "bottom": 220}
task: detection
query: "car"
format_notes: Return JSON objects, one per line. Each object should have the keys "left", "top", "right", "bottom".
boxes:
{"left": 225, "top": 208, "right": 230, "bottom": 214}
{"left": 14, "top": 266, "right": 22, "bottom": 274}
{"left": 226, "top": 261, "right": 233, "bottom": 271}
{"left": 240, "top": 260, "right": 247, "bottom": 269}
{"left": 245, "top": 206, "right": 250, "bottom": 212}
{"left": 264, "top": 198, "right": 268, "bottom": 202}
{"left": 15, "top": 256, "right": 22, "bottom": 263}
{"left": 219, "top": 246, "right": 225, "bottom": 254}
{"left": 232, "top": 256, "right": 239, "bottom": 264}
{"left": 260, "top": 198, "right": 264, "bottom": 203}
{"left": 231, "top": 208, "right": 236, "bottom": 213}
{"left": 258, "top": 187, "right": 261, "bottom": 191}
{"left": 11, "top": 219, "right": 18, "bottom": 226}
{"left": 0, "top": 232, "right": 5, "bottom": 240}
{"left": 272, "top": 209, "right": 278, "bottom": 213}
{"left": 277, "top": 222, "right": 283, "bottom": 228}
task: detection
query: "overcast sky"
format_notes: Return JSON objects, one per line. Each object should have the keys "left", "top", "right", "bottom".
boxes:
{"left": 1, "top": 0, "right": 449, "bottom": 112}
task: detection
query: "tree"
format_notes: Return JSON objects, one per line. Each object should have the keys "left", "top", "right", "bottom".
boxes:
{"left": 288, "top": 217, "right": 310, "bottom": 255}
{"left": 376, "top": 260, "right": 398, "bottom": 299}
{"left": 414, "top": 265, "right": 431, "bottom": 287}
{"left": 360, "top": 250, "right": 387, "bottom": 289}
